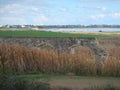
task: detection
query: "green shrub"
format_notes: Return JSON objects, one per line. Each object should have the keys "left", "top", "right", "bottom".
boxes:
{"left": 0, "top": 74, "right": 50, "bottom": 90}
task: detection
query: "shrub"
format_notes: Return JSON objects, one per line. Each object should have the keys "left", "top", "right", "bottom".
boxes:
{"left": 0, "top": 74, "right": 50, "bottom": 90}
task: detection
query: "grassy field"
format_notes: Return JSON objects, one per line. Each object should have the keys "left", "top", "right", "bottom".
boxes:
{"left": 0, "top": 30, "right": 113, "bottom": 38}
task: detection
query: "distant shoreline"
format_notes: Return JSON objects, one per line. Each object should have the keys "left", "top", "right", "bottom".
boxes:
{"left": 67, "top": 31, "right": 120, "bottom": 35}
{"left": 0, "top": 27, "right": 120, "bottom": 33}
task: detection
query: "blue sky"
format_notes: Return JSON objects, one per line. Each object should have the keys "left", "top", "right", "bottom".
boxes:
{"left": 0, "top": 0, "right": 120, "bottom": 25}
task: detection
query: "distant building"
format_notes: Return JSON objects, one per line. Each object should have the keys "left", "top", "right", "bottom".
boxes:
{"left": 21, "top": 25, "right": 25, "bottom": 28}
{"left": 0, "top": 25, "right": 3, "bottom": 28}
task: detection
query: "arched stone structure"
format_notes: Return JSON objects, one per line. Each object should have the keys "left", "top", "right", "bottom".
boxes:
{"left": 0, "top": 37, "right": 107, "bottom": 63}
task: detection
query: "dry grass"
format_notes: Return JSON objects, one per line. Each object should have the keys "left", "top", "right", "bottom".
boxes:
{"left": 99, "top": 37, "right": 120, "bottom": 76}
{"left": 0, "top": 37, "right": 120, "bottom": 76}
{"left": 0, "top": 43, "right": 96, "bottom": 75}
{"left": 101, "top": 48, "right": 120, "bottom": 76}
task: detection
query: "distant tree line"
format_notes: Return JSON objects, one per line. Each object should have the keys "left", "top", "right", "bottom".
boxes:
{"left": 37, "top": 25, "right": 120, "bottom": 28}
{"left": 1, "top": 24, "right": 120, "bottom": 28}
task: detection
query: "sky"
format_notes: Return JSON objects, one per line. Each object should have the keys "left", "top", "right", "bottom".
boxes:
{"left": 0, "top": 0, "right": 120, "bottom": 25}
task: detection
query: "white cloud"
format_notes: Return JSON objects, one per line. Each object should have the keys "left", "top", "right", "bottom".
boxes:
{"left": 32, "top": 7, "right": 39, "bottom": 12}
{"left": 90, "top": 12, "right": 120, "bottom": 20}
{"left": 0, "top": 17, "right": 26, "bottom": 24}
{"left": 0, "top": 17, "right": 20, "bottom": 21}
{"left": 79, "top": 0, "right": 120, "bottom": 2}
{"left": 81, "top": 6, "right": 106, "bottom": 11}
{"left": 90, "top": 14, "right": 106, "bottom": 20}
{"left": 60, "top": 7, "right": 68, "bottom": 12}
{"left": 0, "top": 4, "right": 25, "bottom": 14}
{"left": 54, "top": 19, "right": 66, "bottom": 24}
{"left": 111, "top": 13, "right": 120, "bottom": 18}
{"left": 40, "top": 15, "right": 48, "bottom": 22}
{"left": 97, "top": 6, "right": 106, "bottom": 11}
{"left": 33, "top": 15, "right": 48, "bottom": 24}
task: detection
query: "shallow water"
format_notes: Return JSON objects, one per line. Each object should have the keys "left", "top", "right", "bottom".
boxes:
{"left": 42, "top": 28, "right": 120, "bottom": 32}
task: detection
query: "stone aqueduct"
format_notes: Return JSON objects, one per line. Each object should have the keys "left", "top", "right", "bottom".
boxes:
{"left": 0, "top": 37, "right": 107, "bottom": 63}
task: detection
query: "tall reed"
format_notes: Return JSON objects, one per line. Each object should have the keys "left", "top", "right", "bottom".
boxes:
{"left": 0, "top": 42, "right": 120, "bottom": 76}
{"left": 0, "top": 43, "right": 96, "bottom": 75}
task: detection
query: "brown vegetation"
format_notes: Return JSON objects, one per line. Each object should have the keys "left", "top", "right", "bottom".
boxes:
{"left": 0, "top": 43, "right": 95, "bottom": 75}
{"left": 99, "top": 37, "right": 120, "bottom": 76}
{"left": 0, "top": 37, "right": 120, "bottom": 76}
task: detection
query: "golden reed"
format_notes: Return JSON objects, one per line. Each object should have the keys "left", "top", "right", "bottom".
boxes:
{"left": 0, "top": 42, "right": 120, "bottom": 76}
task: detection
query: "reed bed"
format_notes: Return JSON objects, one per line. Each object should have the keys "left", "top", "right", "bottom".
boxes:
{"left": 99, "top": 37, "right": 120, "bottom": 76}
{"left": 0, "top": 43, "right": 95, "bottom": 75}
{"left": 101, "top": 48, "right": 120, "bottom": 76}
{"left": 0, "top": 42, "right": 120, "bottom": 76}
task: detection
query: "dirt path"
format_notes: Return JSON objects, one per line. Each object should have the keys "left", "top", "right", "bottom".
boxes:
{"left": 49, "top": 76, "right": 120, "bottom": 89}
